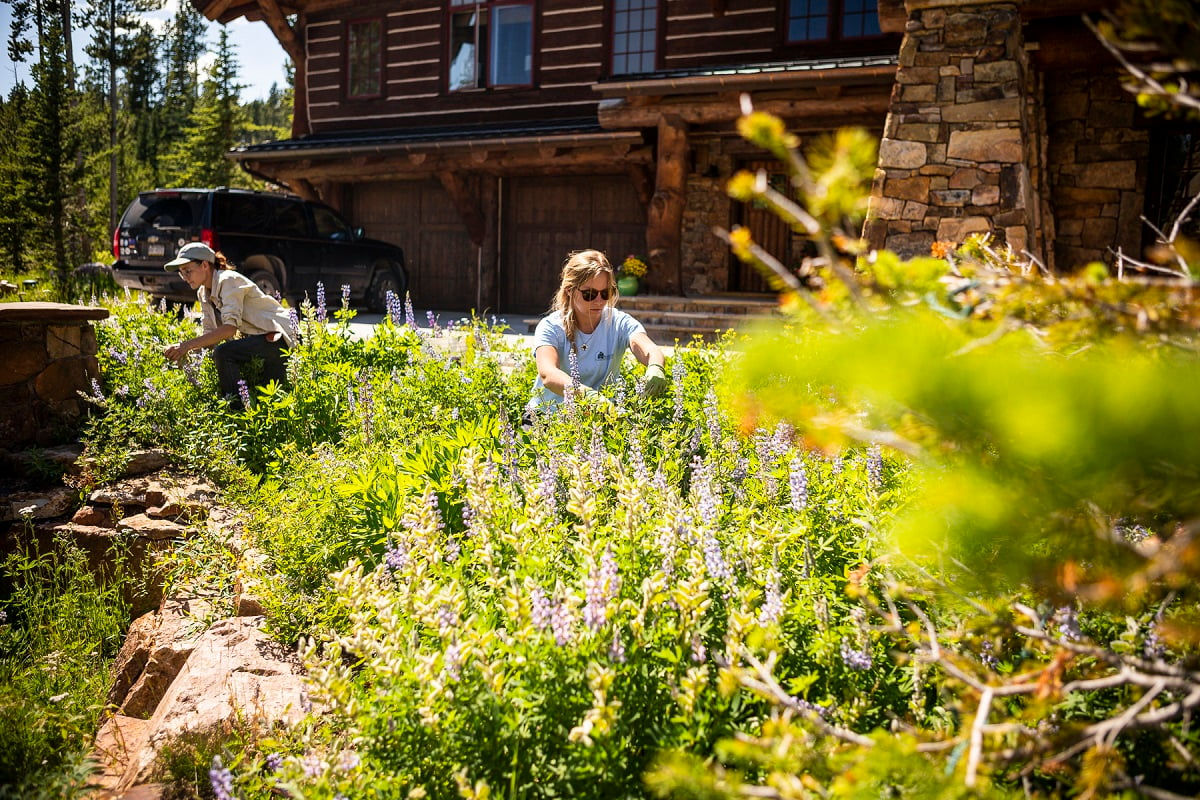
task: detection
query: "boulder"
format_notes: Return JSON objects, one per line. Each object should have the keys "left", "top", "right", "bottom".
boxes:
{"left": 116, "top": 616, "right": 310, "bottom": 791}
{"left": 0, "top": 485, "right": 76, "bottom": 522}
{"left": 108, "top": 597, "right": 215, "bottom": 718}
{"left": 90, "top": 714, "right": 154, "bottom": 797}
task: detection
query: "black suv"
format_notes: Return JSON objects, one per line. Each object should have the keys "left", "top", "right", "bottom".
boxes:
{"left": 112, "top": 188, "right": 407, "bottom": 310}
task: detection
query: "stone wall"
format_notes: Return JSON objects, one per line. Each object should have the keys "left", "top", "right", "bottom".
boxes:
{"left": 0, "top": 302, "right": 108, "bottom": 448}
{"left": 1043, "top": 68, "right": 1149, "bottom": 271}
{"left": 866, "top": 1, "right": 1032, "bottom": 258}
{"left": 681, "top": 139, "right": 734, "bottom": 294}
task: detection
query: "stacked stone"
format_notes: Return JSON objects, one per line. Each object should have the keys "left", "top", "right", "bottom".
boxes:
{"left": 0, "top": 302, "right": 108, "bottom": 447}
{"left": 866, "top": 1, "right": 1030, "bottom": 258}
{"left": 1044, "top": 69, "right": 1148, "bottom": 271}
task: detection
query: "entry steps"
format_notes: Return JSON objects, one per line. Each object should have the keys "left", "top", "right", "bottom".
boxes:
{"left": 522, "top": 292, "right": 780, "bottom": 344}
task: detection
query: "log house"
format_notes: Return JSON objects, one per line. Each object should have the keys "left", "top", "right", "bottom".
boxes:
{"left": 193, "top": 0, "right": 1200, "bottom": 313}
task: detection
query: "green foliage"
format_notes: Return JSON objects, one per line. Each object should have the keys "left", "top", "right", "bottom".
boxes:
{"left": 0, "top": 529, "right": 134, "bottom": 795}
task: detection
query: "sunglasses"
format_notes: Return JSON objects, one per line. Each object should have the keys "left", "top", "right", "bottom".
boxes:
{"left": 578, "top": 288, "right": 612, "bottom": 301}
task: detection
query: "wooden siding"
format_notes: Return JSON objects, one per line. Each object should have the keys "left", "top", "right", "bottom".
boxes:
{"left": 501, "top": 176, "right": 645, "bottom": 314}
{"left": 664, "top": 1, "right": 778, "bottom": 68}
{"left": 351, "top": 180, "right": 479, "bottom": 310}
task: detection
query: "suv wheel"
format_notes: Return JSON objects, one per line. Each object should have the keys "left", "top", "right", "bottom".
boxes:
{"left": 369, "top": 266, "right": 405, "bottom": 314}
{"left": 246, "top": 269, "right": 282, "bottom": 299}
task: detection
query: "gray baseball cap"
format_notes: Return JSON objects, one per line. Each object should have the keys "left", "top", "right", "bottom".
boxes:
{"left": 165, "top": 242, "right": 216, "bottom": 270}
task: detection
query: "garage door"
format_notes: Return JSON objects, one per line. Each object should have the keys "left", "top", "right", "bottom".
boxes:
{"left": 502, "top": 175, "right": 645, "bottom": 314}
{"left": 352, "top": 181, "right": 477, "bottom": 311}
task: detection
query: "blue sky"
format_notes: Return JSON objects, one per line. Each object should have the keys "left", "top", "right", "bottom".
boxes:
{"left": 0, "top": 1, "right": 289, "bottom": 102}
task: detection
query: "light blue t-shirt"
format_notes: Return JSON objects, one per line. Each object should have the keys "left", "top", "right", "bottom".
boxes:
{"left": 527, "top": 308, "right": 645, "bottom": 409}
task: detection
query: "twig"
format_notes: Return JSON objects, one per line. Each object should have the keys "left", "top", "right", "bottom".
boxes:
{"left": 965, "top": 686, "right": 993, "bottom": 786}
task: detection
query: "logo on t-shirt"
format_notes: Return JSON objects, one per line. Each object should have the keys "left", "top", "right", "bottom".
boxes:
{"left": 596, "top": 351, "right": 607, "bottom": 361}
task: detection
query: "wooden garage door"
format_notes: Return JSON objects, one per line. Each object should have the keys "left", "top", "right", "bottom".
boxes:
{"left": 502, "top": 175, "right": 645, "bottom": 314}
{"left": 352, "top": 181, "right": 477, "bottom": 311}
{"left": 731, "top": 160, "right": 794, "bottom": 293}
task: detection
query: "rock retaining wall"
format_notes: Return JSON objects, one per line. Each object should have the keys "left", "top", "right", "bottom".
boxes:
{"left": 0, "top": 302, "right": 108, "bottom": 447}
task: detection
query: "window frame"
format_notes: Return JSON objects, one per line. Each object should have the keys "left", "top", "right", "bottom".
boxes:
{"left": 610, "top": 0, "right": 661, "bottom": 77}
{"left": 346, "top": 17, "right": 384, "bottom": 100}
{"left": 446, "top": 0, "right": 535, "bottom": 92}
{"left": 783, "top": 0, "right": 885, "bottom": 48}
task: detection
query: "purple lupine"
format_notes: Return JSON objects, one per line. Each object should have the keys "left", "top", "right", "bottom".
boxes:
{"left": 357, "top": 370, "right": 374, "bottom": 441}
{"left": 758, "top": 571, "right": 783, "bottom": 625}
{"left": 536, "top": 458, "right": 558, "bottom": 516}
{"left": 90, "top": 378, "right": 104, "bottom": 401}
{"left": 690, "top": 633, "right": 707, "bottom": 663}
{"left": 840, "top": 641, "right": 873, "bottom": 671}
{"left": 609, "top": 629, "right": 627, "bottom": 663}
{"left": 830, "top": 453, "right": 844, "bottom": 478}
{"left": 551, "top": 599, "right": 575, "bottom": 646}
{"left": 384, "top": 540, "right": 409, "bottom": 572}
{"left": 629, "top": 435, "right": 648, "bottom": 484}
{"left": 530, "top": 585, "right": 553, "bottom": 631}
{"left": 502, "top": 419, "right": 520, "bottom": 487}
{"left": 341, "top": 283, "right": 351, "bottom": 309}
{"left": 583, "top": 548, "right": 621, "bottom": 630}
{"left": 443, "top": 642, "right": 462, "bottom": 681}
{"left": 265, "top": 753, "right": 283, "bottom": 772}
{"left": 387, "top": 290, "right": 404, "bottom": 326}
{"left": 237, "top": 379, "right": 251, "bottom": 408}
{"left": 288, "top": 307, "right": 300, "bottom": 341}
{"left": 754, "top": 428, "right": 778, "bottom": 499}
{"left": 426, "top": 310, "right": 441, "bottom": 335}
{"left": 316, "top": 282, "right": 327, "bottom": 323}
{"left": 436, "top": 603, "right": 459, "bottom": 634}
{"left": 704, "top": 390, "right": 722, "bottom": 449}
{"left": 209, "top": 756, "right": 235, "bottom": 800}
{"left": 691, "top": 456, "right": 720, "bottom": 530}
{"left": 702, "top": 532, "right": 732, "bottom": 583}
{"left": 866, "top": 444, "right": 883, "bottom": 490}
{"left": 672, "top": 357, "right": 686, "bottom": 427}
{"left": 1144, "top": 622, "right": 1166, "bottom": 659}
{"left": 404, "top": 293, "right": 416, "bottom": 328}
{"left": 1052, "top": 606, "right": 1082, "bottom": 642}
{"left": 788, "top": 455, "right": 808, "bottom": 513}
{"left": 979, "top": 640, "right": 999, "bottom": 670}
{"left": 110, "top": 348, "right": 128, "bottom": 365}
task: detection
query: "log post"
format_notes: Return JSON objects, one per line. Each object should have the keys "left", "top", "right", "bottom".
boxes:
{"left": 255, "top": 0, "right": 308, "bottom": 137}
{"left": 648, "top": 114, "right": 688, "bottom": 295}
{"left": 437, "top": 171, "right": 487, "bottom": 247}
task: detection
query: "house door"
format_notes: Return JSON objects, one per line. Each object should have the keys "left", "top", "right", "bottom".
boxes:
{"left": 730, "top": 160, "right": 796, "bottom": 293}
{"left": 502, "top": 175, "right": 645, "bottom": 314}
{"left": 352, "top": 180, "right": 478, "bottom": 311}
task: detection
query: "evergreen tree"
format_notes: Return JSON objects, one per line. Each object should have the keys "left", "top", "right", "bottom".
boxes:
{"left": 164, "top": 27, "right": 248, "bottom": 188}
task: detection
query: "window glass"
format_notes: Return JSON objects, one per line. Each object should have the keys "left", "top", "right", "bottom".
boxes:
{"left": 787, "top": 0, "right": 829, "bottom": 42}
{"left": 843, "top": 0, "right": 881, "bottom": 37}
{"left": 126, "top": 193, "right": 204, "bottom": 230}
{"left": 348, "top": 19, "right": 382, "bottom": 97}
{"left": 273, "top": 201, "right": 310, "bottom": 238}
{"left": 448, "top": 1, "right": 532, "bottom": 91}
{"left": 312, "top": 205, "right": 353, "bottom": 240}
{"left": 491, "top": 4, "right": 532, "bottom": 86}
{"left": 612, "top": 0, "right": 657, "bottom": 75}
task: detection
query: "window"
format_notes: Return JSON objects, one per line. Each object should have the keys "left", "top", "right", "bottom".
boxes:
{"left": 787, "top": 0, "right": 881, "bottom": 43}
{"left": 449, "top": 1, "right": 533, "bottom": 91}
{"left": 312, "top": 205, "right": 354, "bottom": 241}
{"left": 348, "top": 19, "right": 382, "bottom": 98}
{"left": 612, "top": 0, "right": 658, "bottom": 75}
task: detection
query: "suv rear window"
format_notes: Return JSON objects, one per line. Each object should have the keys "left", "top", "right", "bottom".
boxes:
{"left": 123, "top": 192, "right": 206, "bottom": 231}
{"left": 213, "top": 194, "right": 276, "bottom": 234}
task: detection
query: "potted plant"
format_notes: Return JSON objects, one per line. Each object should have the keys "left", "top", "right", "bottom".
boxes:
{"left": 617, "top": 254, "right": 648, "bottom": 296}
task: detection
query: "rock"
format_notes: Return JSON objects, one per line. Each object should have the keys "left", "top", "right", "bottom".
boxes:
{"left": 72, "top": 505, "right": 113, "bottom": 527}
{"left": 90, "top": 714, "right": 154, "bottom": 796}
{"left": 108, "top": 597, "right": 215, "bottom": 718}
{"left": 0, "top": 486, "right": 76, "bottom": 522}
{"left": 116, "top": 513, "right": 189, "bottom": 541}
{"left": 117, "top": 616, "right": 310, "bottom": 791}
{"left": 121, "top": 450, "right": 169, "bottom": 478}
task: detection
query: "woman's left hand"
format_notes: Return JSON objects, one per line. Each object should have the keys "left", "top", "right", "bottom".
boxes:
{"left": 642, "top": 364, "right": 669, "bottom": 397}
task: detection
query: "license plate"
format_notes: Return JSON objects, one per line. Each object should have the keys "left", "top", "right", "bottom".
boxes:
{"left": 148, "top": 243, "right": 165, "bottom": 257}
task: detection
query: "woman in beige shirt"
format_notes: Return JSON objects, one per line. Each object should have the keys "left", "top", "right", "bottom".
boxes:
{"left": 163, "top": 242, "right": 295, "bottom": 405}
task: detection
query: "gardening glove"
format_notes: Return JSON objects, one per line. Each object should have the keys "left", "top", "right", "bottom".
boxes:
{"left": 642, "top": 364, "right": 669, "bottom": 397}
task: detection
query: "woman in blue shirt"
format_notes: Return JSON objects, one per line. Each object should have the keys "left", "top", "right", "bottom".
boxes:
{"left": 527, "top": 249, "right": 668, "bottom": 413}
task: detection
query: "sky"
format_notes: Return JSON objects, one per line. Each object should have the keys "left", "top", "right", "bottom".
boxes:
{"left": 0, "top": 0, "right": 289, "bottom": 102}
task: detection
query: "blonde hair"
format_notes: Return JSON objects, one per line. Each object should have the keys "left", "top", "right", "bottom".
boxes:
{"left": 551, "top": 249, "right": 619, "bottom": 343}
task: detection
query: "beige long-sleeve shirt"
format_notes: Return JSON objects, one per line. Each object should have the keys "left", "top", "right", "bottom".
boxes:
{"left": 198, "top": 269, "right": 296, "bottom": 348}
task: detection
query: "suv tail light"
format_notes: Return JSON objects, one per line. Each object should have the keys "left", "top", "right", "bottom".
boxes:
{"left": 201, "top": 228, "right": 219, "bottom": 252}
{"left": 112, "top": 226, "right": 120, "bottom": 260}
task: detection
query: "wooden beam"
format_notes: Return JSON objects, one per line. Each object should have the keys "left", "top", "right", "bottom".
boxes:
{"left": 627, "top": 163, "right": 653, "bottom": 208}
{"left": 437, "top": 171, "right": 487, "bottom": 247}
{"left": 647, "top": 115, "right": 688, "bottom": 295}
{"left": 252, "top": 0, "right": 308, "bottom": 136}
{"left": 599, "top": 92, "right": 892, "bottom": 129}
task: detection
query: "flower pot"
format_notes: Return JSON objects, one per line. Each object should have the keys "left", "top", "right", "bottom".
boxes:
{"left": 617, "top": 275, "right": 640, "bottom": 296}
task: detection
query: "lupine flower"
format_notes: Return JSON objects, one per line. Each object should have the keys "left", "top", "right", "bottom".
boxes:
{"left": 288, "top": 307, "right": 300, "bottom": 340}
{"left": 404, "top": 293, "right": 416, "bottom": 328}
{"left": 341, "top": 283, "right": 351, "bottom": 308}
{"left": 209, "top": 756, "right": 235, "bottom": 800}
{"left": 1052, "top": 606, "right": 1082, "bottom": 642}
{"left": 426, "top": 310, "right": 441, "bottom": 334}
{"left": 690, "top": 633, "right": 707, "bottom": 663}
{"left": 866, "top": 444, "right": 883, "bottom": 490}
{"left": 443, "top": 642, "right": 462, "bottom": 681}
{"left": 237, "top": 379, "right": 251, "bottom": 408}
{"left": 316, "top": 282, "right": 327, "bottom": 322}
{"left": 386, "top": 290, "right": 404, "bottom": 326}
{"left": 1144, "top": 622, "right": 1166, "bottom": 659}
{"left": 265, "top": 752, "right": 283, "bottom": 772}
{"left": 384, "top": 540, "right": 409, "bottom": 572}
{"left": 536, "top": 458, "right": 558, "bottom": 516}
{"left": 301, "top": 753, "right": 326, "bottom": 778}
{"left": 530, "top": 585, "right": 553, "bottom": 631}
{"left": 701, "top": 532, "right": 732, "bottom": 583}
{"left": 840, "top": 641, "right": 873, "bottom": 671}
{"left": 583, "top": 548, "right": 621, "bottom": 629}
{"left": 90, "top": 378, "right": 104, "bottom": 401}
{"left": 979, "top": 640, "right": 999, "bottom": 670}
{"left": 551, "top": 599, "right": 575, "bottom": 646}
{"left": 436, "top": 603, "right": 459, "bottom": 634}
{"left": 337, "top": 750, "right": 361, "bottom": 772}
{"left": 608, "top": 629, "right": 626, "bottom": 663}
{"left": 788, "top": 455, "right": 808, "bottom": 512}
{"left": 690, "top": 456, "right": 720, "bottom": 531}
{"left": 758, "top": 570, "right": 783, "bottom": 625}
{"left": 704, "top": 390, "right": 722, "bottom": 449}
{"left": 754, "top": 428, "right": 778, "bottom": 498}
{"left": 830, "top": 454, "right": 844, "bottom": 477}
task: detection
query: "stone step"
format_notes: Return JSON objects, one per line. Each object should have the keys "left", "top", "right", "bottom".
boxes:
{"left": 619, "top": 293, "right": 778, "bottom": 316}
